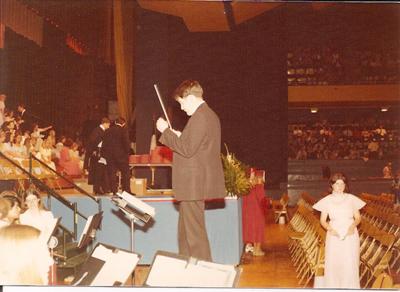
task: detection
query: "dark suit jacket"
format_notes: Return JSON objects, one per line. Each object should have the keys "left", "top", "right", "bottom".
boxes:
{"left": 84, "top": 125, "right": 107, "bottom": 170}
{"left": 87, "top": 126, "right": 107, "bottom": 154}
{"left": 102, "top": 124, "right": 130, "bottom": 162}
{"left": 18, "top": 110, "right": 35, "bottom": 132}
{"left": 160, "top": 102, "right": 226, "bottom": 201}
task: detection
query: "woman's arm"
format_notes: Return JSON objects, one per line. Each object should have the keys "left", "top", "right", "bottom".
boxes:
{"left": 38, "top": 125, "right": 52, "bottom": 133}
{"left": 320, "top": 211, "right": 339, "bottom": 237}
{"left": 346, "top": 209, "right": 361, "bottom": 235}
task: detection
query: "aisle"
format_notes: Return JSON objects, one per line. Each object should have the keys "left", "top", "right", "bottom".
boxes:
{"left": 238, "top": 210, "right": 306, "bottom": 288}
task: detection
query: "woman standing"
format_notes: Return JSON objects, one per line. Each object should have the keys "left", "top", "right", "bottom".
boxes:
{"left": 313, "top": 172, "right": 366, "bottom": 288}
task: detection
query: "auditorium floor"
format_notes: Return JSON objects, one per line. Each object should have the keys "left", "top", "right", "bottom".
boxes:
{"left": 132, "top": 209, "right": 308, "bottom": 288}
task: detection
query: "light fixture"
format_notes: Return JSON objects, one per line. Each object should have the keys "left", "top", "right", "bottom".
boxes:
{"left": 381, "top": 107, "right": 389, "bottom": 112}
{"left": 310, "top": 108, "right": 318, "bottom": 114}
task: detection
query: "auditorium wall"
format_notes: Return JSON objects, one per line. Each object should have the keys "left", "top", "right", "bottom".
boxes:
{"left": 135, "top": 6, "right": 289, "bottom": 186}
{"left": 0, "top": 26, "right": 115, "bottom": 138}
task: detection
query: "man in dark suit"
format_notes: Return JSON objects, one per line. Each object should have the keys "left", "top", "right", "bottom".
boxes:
{"left": 102, "top": 117, "right": 131, "bottom": 194}
{"left": 85, "top": 117, "right": 111, "bottom": 195}
{"left": 17, "top": 103, "right": 35, "bottom": 132}
{"left": 156, "top": 80, "right": 226, "bottom": 261}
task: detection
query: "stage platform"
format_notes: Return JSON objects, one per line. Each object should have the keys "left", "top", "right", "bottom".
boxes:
{"left": 44, "top": 193, "right": 243, "bottom": 265}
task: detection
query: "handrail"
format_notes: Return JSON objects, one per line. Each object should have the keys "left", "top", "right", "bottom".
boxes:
{"left": 0, "top": 151, "right": 87, "bottom": 220}
{"left": 30, "top": 154, "right": 99, "bottom": 203}
{"left": 29, "top": 153, "right": 102, "bottom": 229}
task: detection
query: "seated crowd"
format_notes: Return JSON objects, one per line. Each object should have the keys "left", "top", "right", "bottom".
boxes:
{"left": 0, "top": 102, "right": 84, "bottom": 177}
{"left": 289, "top": 119, "right": 400, "bottom": 160}
{"left": 288, "top": 46, "right": 399, "bottom": 85}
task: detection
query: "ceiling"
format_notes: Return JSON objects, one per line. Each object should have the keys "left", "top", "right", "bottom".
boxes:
{"left": 18, "top": 1, "right": 399, "bottom": 54}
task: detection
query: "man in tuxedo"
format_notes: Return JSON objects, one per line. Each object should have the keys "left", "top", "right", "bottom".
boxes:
{"left": 17, "top": 103, "right": 35, "bottom": 132}
{"left": 156, "top": 80, "right": 226, "bottom": 261}
{"left": 85, "top": 117, "right": 111, "bottom": 195}
{"left": 102, "top": 117, "right": 131, "bottom": 194}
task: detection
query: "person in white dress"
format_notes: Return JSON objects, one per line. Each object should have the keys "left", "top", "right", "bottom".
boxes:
{"left": 0, "top": 94, "right": 6, "bottom": 128}
{"left": 313, "top": 172, "right": 366, "bottom": 289}
{"left": 20, "top": 190, "right": 54, "bottom": 234}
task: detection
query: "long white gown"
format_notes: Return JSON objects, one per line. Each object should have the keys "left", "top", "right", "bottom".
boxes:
{"left": 313, "top": 193, "right": 366, "bottom": 289}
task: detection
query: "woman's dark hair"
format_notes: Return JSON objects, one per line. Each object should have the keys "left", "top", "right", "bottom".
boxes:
{"left": 63, "top": 138, "right": 74, "bottom": 147}
{"left": 1, "top": 194, "right": 21, "bottom": 208}
{"left": 328, "top": 172, "right": 350, "bottom": 193}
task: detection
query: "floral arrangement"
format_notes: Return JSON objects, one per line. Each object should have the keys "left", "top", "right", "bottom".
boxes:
{"left": 221, "top": 144, "right": 252, "bottom": 197}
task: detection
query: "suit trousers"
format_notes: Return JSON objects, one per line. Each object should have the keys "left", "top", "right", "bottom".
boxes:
{"left": 92, "top": 162, "right": 110, "bottom": 193}
{"left": 107, "top": 158, "right": 131, "bottom": 194}
{"left": 178, "top": 200, "right": 212, "bottom": 261}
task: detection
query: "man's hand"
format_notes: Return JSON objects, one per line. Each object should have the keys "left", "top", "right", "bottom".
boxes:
{"left": 171, "top": 129, "right": 182, "bottom": 137}
{"left": 156, "top": 117, "right": 169, "bottom": 133}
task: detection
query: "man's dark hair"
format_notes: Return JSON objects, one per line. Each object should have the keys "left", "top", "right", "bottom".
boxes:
{"left": 101, "top": 117, "right": 110, "bottom": 124}
{"left": 172, "top": 80, "right": 203, "bottom": 100}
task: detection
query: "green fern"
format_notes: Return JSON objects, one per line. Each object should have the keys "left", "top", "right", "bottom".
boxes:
{"left": 221, "top": 144, "right": 252, "bottom": 197}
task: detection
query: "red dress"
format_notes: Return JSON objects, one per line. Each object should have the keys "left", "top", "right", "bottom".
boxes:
{"left": 242, "top": 183, "right": 266, "bottom": 243}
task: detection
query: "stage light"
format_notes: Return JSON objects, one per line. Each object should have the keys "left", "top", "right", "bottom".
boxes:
{"left": 310, "top": 108, "right": 318, "bottom": 114}
{"left": 381, "top": 107, "right": 389, "bottom": 112}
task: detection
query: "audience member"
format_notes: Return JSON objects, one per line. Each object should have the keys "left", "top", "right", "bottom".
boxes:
{"left": 0, "top": 197, "right": 11, "bottom": 228}
{"left": 58, "top": 138, "right": 82, "bottom": 176}
{"left": 0, "top": 224, "right": 53, "bottom": 285}
{"left": 0, "top": 191, "right": 22, "bottom": 225}
{"left": 392, "top": 170, "right": 400, "bottom": 204}
{"left": 20, "top": 188, "right": 55, "bottom": 234}
{"left": 382, "top": 162, "right": 393, "bottom": 179}
{"left": 0, "top": 94, "right": 6, "bottom": 127}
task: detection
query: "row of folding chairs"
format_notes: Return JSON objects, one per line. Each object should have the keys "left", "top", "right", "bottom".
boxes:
{"left": 287, "top": 203, "right": 325, "bottom": 287}
{"left": 360, "top": 192, "right": 396, "bottom": 211}
{"left": 361, "top": 205, "right": 400, "bottom": 275}
{"left": 299, "top": 192, "right": 318, "bottom": 210}
{"left": 358, "top": 220, "right": 397, "bottom": 287}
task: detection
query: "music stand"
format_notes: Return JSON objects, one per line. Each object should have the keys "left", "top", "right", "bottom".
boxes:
{"left": 77, "top": 211, "right": 103, "bottom": 250}
{"left": 38, "top": 217, "right": 61, "bottom": 285}
{"left": 73, "top": 242, "right": 141, "bottom": 286}
{"left": 144, "top": 250, "right": 242, "bottom": 287}
{"left": 111, "top": 191, "right": 155, "bottom": 252}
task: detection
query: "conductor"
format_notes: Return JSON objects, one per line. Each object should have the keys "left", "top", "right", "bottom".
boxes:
{"left": 156, "top": 80, "right": 226, "bottom": 261}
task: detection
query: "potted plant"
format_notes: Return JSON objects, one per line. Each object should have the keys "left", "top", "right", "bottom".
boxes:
{"left": 221, "top": 144, "right": 252, "bottom": 197}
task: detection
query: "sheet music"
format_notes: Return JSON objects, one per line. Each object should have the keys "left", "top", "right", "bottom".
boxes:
{"left": 146, "top": 255, "right": 237, "bottom": 287}
{"left": 119, "top": 191, "right": 156, "bottom": 217}
{"left": 90, "top": 244, "right": 140, "bottom": 286}
{"left": 78, "top": 214, "right": 94, "bottom": 247}
{"left": 38, "top": 217, "right": 60, "bottom": 244}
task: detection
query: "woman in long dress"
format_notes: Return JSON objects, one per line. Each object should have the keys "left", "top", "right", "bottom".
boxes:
{"left": 312, "top": 172, "right": 366, "bottom": 288}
